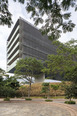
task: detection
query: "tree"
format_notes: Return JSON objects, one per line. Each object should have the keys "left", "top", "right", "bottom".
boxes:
{"left": 15, "top": 57, "right": 44, "bottom": 97}
{"left": 0, "top": 0, "right": 24, "bottom": 27}
{"left": 0, "top": 0, "right": 77, "bottom": 40}
{"left": 43, "top": 39, "right": 77, "bottom": 81}
{"left": 41, "top": 83, "right": 50, "bottom": 99}
{"left": 51, "top": 84, "right": 59, "bottom": 97}
{"left": 0, "top": 69, "right": 20, "bottom": 98}
{"left": 65, "top": 65, "right": 77, "bottom": 84}
{"left": 4, "top": 76, "right": 20, "bottom": 90}
{"left": 0, "top": 76, "right": 17, "bottom": 98}
{"left": 43, "top": 39, "right": 77, "bottom": 99}
{"left": 2, "top": 86, "right": 15, "bottom": 98}
{"left": 26, "top": 0, "right": 77, "bottom": 40}
{"left": 60, "top": 82, "right": 77, "bottom": 101}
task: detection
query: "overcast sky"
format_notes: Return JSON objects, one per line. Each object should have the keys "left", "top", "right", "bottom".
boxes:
{"left": 0, "top": 0, "right": 77, "bottom": 71}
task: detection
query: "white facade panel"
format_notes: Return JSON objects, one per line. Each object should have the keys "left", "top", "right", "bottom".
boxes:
{"left": 7, "top": 26, "right": 19, "bottom": 46}
{"left": 7, "top": 58, "right": 19, "bottom": 72}
{"left": 7, "top": 50, "right": 20, "bottom": 64}
{"left": 8, "top": 42, "right": 20, "bottom": 58}
{"left": 7, "top": 34, "right": 20, "bottom": 52}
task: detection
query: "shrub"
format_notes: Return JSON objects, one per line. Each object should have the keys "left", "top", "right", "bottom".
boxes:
{"left": 41, "top": 83, "right": 50, "bottom": 98}
{"left": 14, "top": 83, "right": 64, "bottom": 97}
{"left": 25, "top": 98, "right": 32, "bottom": 101}
{"left": 64, "top": 100, "right": 76, "bottom": 104}
{"left": 1, "top": 86, "right": 16, "bottom": 98}
{"left": 45, "top": 99, "right": 53, "bottom": 102}
{"left": 4, "top": 97, "right": 10, "bottom": 101}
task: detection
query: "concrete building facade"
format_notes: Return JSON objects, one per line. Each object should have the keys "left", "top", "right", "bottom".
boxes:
{"left": 7, "top": 17, "right": 56, "bottom": 73}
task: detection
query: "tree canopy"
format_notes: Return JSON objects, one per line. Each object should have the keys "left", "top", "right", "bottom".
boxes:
{"left": 0, "top": 0, "right": 77, "bottom": 40}
{"left": 26, "top": 0, "right": 76, "bottom": 40}
{"left": 15, "top": 57, "right": 44, "bottom": 79}
{"left": 15, "top": 57, "right": 44, "bottom": 97}
{"left": 43, "top": 39, "right": 77, "bottom": 81}
{"left": 0, "top": 75, "right": 20, "bottom": 98}
{"left": 0, "top": 0, "right": 24, "bottom": 27}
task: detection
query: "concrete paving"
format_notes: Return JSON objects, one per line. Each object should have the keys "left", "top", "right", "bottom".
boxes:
{"left": 0, "top": 98, "right": 77, "bottom": 116}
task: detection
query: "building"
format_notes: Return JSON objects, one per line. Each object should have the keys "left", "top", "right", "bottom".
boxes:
{"left": 7, "top": 17, "right": 56, "bottom": 73}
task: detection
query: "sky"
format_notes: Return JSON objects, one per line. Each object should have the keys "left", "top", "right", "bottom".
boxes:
{"left": 0, "top": 0, "right": 77, "bottom": 71}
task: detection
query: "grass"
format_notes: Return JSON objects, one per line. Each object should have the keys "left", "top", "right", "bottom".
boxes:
{"left": 31, "top": 96, "right": 43, "bottom": 99}
{"left": 51, "top": 96, "right": 65, "bottom": 99}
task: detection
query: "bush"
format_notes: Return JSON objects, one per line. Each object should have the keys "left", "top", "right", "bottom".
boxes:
{"left": 13, "top": 83, "right": 64, "bottom": 97}
{"left": 4, "top": 97, "right": 10, "bottom": 101}
{"left": 25, "top": 98, "right": 32, "bottom": 101}
{"left": 64, "top": 100, "right": 76, "bottom": 104}
{"left": 45, "top": 99, "right": 53, "bottom": 102}
{"left": 30, "top": 83, "right": 63, "bottom": 97}
{"left": 1, "top": 86, "right": 16, "bottom": 98}
{"left": 42, "top": 83, "right": 49, "bottom": 86}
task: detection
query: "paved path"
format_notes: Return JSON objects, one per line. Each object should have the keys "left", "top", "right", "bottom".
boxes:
{"left": 0, "top": 99, "right": 77, "bottom": 116}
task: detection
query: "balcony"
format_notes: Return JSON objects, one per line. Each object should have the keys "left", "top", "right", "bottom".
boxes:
{"left": 7, "top": 26, "right": 19, "bottom": 46}
{"left": 7, "top": 34, "right": 20, "bottom": 52}
{"left": 7, "top": 50, "right": 20, "bottom": 64}
{"left": 7, "top": 42, "right": 20, "bottom": 58}
{"left": 7, "top": 58, "right": 19, "bottom": 72}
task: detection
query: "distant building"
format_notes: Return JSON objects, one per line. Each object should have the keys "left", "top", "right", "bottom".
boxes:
{"left": 7, "top": 17, "right": 56, "bottom": 73}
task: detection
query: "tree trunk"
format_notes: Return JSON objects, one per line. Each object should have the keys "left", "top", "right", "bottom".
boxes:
{"left": 70, "top": 97, "right": 71, "bottom": 101}
{"left": 28, "top": 81, "right": 31, "bottom": 98}
{"left": 55, "top": 90, "right": 56, "bottom": 98}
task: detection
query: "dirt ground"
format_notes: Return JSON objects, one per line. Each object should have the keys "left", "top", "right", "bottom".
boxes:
{"left": 0, "top": 98, "right": 77, "bottom": 116}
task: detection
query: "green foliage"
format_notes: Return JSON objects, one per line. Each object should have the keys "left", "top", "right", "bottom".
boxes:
{"left": 0, "top": 75, "right": 19, "bottom": 98}
{"left": 1, "top": 86, "right": 16, "bottom": 98}
{"left": 65, "top": 100, "right": 76, "bottom": 104}
{"left": 4, "top": 97, "right": 10, "bottom": 101}
{"left": 41, "top": 83, "right": 50, "bottom": 98}
{"left": 50, "top": 39, "right": 77, "bottom": 100}
{"left": 15, "top": 57, "right": 44, "bottom": 97}
{"left": 25, "top": 97, "right": 32, "bottom": 101}
{"left": 65, "top": 85, "right": 74, "bottom": 101}
{"left": 51, "top": 84, "right": 59, "bottom": 91}
{"left": 14, "top": 0, "right": 24, "bottom": 4}
{"left": 5, "top": 76, "right": 20, "bottom": 90}
{"left": 0, "top": 0, "right": 76, "bottom": 40}
{"left": 45, "top": 99, "right": 53, "bottom": 102}
{"left": 70, "top": 84, "right": 77, "bottom": 98}
{"left": 42, "top": 83, "right": 49, "bottom": 86}
{"left": 26, "top": 0, "right": 76, "bottom": 40}
{"left": 60, "top": 82, "right": 77, "bottom": 100}
{"left": 43, "top": 39, "right": 77, "bottom": 82}
{"left": 0, "top": 0, "right": 13, "bottom": 27}
{"left": 0, "top": 76, "right": 4, "bottom": 86}
{"left": 15, "top": 57, "right": 44, "bottom": 78}
{"left": 65, "top": 65, "right": 77, "bottom": 84}
{"left": 0, "top": 0, "right": 25, "bottom": 27}
{"left": 51, "top": 84, "right": 59, "bottom": 97}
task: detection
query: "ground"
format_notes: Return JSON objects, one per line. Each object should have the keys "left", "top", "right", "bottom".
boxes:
{"left": 0, "top": 98, "right": 77, "bottom": 116}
